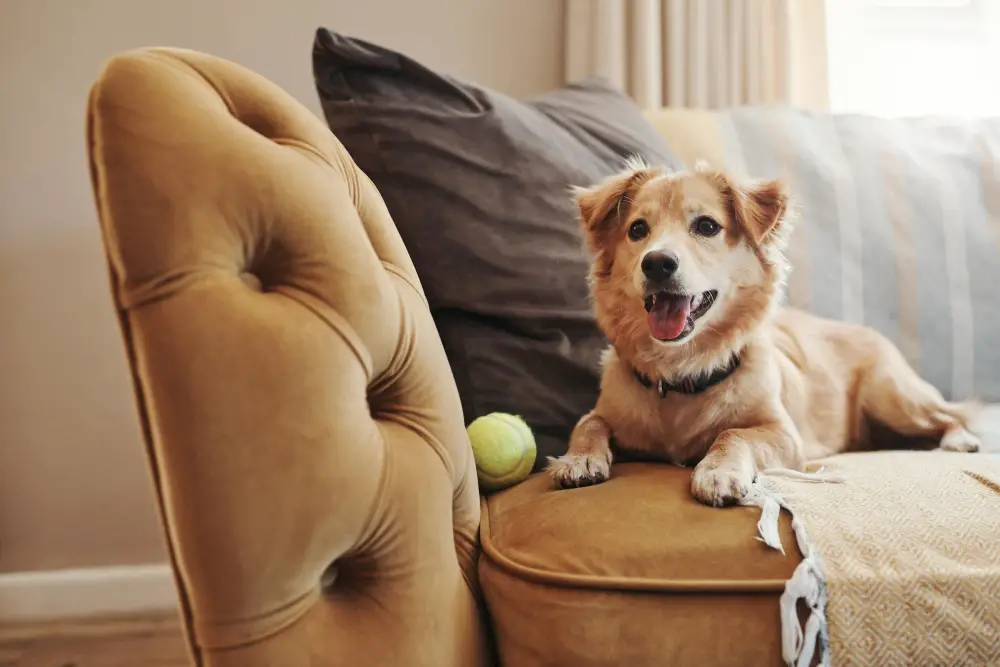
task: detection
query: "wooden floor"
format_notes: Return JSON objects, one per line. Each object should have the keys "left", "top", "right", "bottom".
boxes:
{"left": 0, "top": 613, "right": 189, "bottom": 667}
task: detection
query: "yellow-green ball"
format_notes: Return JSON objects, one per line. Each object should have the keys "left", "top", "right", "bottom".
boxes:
{"left": 468, "top": 413, "right": 536, "bottom": 492}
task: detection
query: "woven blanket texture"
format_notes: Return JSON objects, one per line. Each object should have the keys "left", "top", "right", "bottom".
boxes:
{"left": 768, "top": 451, "right": 1000, "bottom": 666}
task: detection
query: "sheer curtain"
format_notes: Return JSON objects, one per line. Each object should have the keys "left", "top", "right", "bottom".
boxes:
{"left": 564, "top": 0, "right": 830, "bottom": 109}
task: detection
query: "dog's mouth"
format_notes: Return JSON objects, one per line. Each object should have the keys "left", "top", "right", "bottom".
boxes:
{"left": 642, "top": 290, "right": 718, "bottom": 342}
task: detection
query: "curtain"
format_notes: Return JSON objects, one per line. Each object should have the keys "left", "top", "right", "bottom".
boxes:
{"left": 564, "top": 0, "right": 829, "bottom": 109}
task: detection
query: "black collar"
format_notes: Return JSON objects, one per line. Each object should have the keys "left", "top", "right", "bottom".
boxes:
{"left": 634, "top": 354, "right": 741, "bottom": 397}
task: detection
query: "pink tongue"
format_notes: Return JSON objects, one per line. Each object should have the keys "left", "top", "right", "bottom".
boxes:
{"left": 648, "top": 295, "right": 691, "bottom": 340}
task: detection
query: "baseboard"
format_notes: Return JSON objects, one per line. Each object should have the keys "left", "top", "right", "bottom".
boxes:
{"left": 0, "top": 564, "right": 178, "bottom": 622}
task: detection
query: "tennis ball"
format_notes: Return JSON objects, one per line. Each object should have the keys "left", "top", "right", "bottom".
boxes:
{"left": 467, "top": 413, "right": 537, "bottom": 492}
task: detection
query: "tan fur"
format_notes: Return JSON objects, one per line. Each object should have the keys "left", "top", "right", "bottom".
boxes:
{"left": 549, "top": 162, "right": 980, "bottom": 506}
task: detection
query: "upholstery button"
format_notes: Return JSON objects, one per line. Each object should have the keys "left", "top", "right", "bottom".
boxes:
{"left": 240, "top": 271, "right": 263, "bottom": 292}
{"left": 320, "top": 561, "right": 338, "bottom": 591}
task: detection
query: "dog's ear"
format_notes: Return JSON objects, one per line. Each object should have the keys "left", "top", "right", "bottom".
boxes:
{"left": 738, "top": 179, "right": 789, "bottom": 244}
{"left": 572, "top": 162, "right": 662, "bottom": 244}
{"left": 710, "top": 173, "right": 790, "bottom": 246}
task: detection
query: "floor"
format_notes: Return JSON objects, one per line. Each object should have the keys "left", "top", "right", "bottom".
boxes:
{"left": 0, "top": 614, "right": 189, "bottom": 667}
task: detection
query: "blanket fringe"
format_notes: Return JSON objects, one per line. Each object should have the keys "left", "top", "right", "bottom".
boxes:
{"left": 740, "top": 473, "right": 839, "bottom": 667}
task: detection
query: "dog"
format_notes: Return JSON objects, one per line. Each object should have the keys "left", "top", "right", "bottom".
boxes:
{"left": 547, "top": 159, "right": 980, "bottom": 507}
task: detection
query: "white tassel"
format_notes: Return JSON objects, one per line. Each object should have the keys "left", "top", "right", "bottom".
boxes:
{"left": 798, "top": 602, "right": 825, "bottom": 667}
{"left": 780, "top": 552, "right": 830, "bottom": 667}
{"left": 740, "top": 485, "right": 785, "bottom": 553}
{"left": 742, "top": 475, "right": 832, "bottom": 667}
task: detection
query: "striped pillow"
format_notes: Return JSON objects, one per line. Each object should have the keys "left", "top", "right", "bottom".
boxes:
{"left": 645, "top": 108, "right": 1000, "bottom": 402}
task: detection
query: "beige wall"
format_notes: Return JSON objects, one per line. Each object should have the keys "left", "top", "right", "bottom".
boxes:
{"left": 0, "top": 0, "right": 563, "bottom": 573}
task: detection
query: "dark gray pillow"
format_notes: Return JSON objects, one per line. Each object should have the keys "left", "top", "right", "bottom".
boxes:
{"left": 312, "top": 29, "right": 680, "bottom": 466}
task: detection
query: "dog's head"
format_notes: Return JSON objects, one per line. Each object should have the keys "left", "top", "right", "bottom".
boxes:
{"left": 575, "top": 159, "right": 792, "bottom": 364}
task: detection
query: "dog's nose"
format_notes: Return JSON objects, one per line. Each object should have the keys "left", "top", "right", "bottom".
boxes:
{"left": 641, "top": 251, "right": 679, "bottom": 282}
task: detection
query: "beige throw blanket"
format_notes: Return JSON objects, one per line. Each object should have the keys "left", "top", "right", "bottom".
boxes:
{"left": 756, "top": 451, "right": 1000, "bottom": 667}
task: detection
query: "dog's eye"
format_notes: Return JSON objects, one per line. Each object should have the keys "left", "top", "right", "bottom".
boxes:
{"left": 628, "top": 219, "right": 650, "bottom": 241}
{"left": 691, "top": 216, "right": 722, "bottom": 237}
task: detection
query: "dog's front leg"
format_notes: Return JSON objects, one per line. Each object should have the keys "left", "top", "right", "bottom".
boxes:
{"left": 547, "top": 412, "right": 613, "bottom": 489}
{"left": 690, "top": 421, "right": 802, "bottom": 507}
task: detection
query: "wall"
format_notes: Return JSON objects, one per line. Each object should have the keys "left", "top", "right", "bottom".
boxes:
{"left": 0, "top": 0, "right": 563, "bottom": 574}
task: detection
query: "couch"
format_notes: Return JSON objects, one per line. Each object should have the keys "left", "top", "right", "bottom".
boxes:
{"left": 87, "top": 47, "right": 1000, "bottom": 667}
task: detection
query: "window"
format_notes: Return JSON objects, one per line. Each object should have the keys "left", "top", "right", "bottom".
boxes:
{"left": 826, "top": 0, "right": 1000, "bottom": 117}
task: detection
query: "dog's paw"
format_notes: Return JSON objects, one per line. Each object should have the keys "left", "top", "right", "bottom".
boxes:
{"left": 691, "top": 460, "right": 755, "bottom": 507}
{"left": 547, "top": 452, "right": 611, "bottom": 489}
{"left": 939, "top": 426, "right": 981, "bottom": 453}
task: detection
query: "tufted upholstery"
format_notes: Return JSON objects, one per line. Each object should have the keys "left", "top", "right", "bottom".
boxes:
{"left": 87, "top": 48, "right": 492, "bottom": 666}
